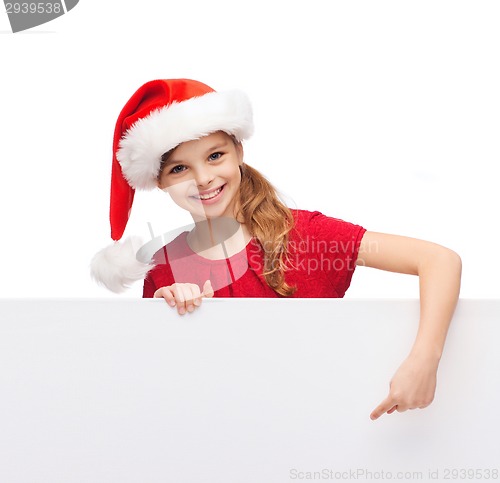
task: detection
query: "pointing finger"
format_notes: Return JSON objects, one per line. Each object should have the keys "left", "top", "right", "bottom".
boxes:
{"left": 370, "top": 396, "right": 396, "bottom": 420}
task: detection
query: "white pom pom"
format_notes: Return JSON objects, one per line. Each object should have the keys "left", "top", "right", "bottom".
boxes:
{"left": 90, "top": 237, "right": 153, "bottom": 293}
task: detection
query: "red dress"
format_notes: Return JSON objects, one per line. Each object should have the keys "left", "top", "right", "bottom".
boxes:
{"left": 143, "top": 210, "right": 366, "bottom": 298}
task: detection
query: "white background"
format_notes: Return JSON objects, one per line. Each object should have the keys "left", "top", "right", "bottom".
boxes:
{"left": 0, "top": 1, "right": 498, "bottom": 298}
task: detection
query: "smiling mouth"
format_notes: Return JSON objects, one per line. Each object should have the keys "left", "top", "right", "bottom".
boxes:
{"left": 191, "top": 184, "right": 225, "bottom": 201}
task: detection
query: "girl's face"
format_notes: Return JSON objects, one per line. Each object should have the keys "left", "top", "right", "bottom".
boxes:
{"left": 158, "top": 131, "right": 244, "bottom": 220}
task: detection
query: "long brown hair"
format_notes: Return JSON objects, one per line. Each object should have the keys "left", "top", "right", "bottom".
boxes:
{"left": 237, "top": 162, "right": 296, "bottom": 296}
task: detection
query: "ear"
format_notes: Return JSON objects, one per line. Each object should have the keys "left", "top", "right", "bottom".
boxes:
{"left": 235, "top": 141, "right": 244, "bottom": 165}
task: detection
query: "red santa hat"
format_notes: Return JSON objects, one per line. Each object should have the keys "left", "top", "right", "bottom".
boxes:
{"left": 90, "top": 78, "right": 254, "bottom": 293}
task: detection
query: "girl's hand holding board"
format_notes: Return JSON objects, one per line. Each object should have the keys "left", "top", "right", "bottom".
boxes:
{"left": 154, "top": 280, "right": 214, "bottom": 315}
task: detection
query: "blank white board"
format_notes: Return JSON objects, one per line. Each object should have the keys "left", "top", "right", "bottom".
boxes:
{"left": 0, "top": 298, "right": 498, "bottom": 482}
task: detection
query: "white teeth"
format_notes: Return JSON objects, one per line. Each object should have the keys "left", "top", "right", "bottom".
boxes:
{"left": 195, "top": 186, "right": 223, "bottom": 200}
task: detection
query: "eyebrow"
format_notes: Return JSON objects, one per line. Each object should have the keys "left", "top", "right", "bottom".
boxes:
{"left": 164, "top": 142, "right": 230, "bottom": 166}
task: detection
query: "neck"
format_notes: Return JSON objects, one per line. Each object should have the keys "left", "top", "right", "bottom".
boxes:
{"left": 187, "top": 216, "right": 252, "bottom": 259}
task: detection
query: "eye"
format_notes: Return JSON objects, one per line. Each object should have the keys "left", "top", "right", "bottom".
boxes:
{"left": 170, "top": 164, "right": 187, "bottom": 174}
{"left": 208, "top": 152, "right": 223, "bottom": 161}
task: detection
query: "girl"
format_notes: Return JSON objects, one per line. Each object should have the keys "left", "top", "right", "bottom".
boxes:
{"left": 91, "top": 78, "right": 462, "bottom": 420}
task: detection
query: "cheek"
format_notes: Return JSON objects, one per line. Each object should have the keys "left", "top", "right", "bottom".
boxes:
{"left": 163, "top": 179, "right": 194, "bottom": 201}
{"left": 223, "top": 164, "right": 243, "bottom": 184}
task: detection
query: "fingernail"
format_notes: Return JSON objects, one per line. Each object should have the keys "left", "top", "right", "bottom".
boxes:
{"left": 187, "top": 305, "right": 194, "bottom": 313}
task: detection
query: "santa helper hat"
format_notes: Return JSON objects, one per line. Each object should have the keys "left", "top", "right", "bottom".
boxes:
{"left": 90, "top": 78, "right": 254, "bottom": 293}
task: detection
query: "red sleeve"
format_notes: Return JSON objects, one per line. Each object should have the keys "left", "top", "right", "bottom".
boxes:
{"left": 143, "top": 271, "right": 157, "bottom": 298}
{"left": 142, "top": 246, "right": 175, "bottom": 298}
{"left": 294, "top": 210, "right": 366, "bottom": 297}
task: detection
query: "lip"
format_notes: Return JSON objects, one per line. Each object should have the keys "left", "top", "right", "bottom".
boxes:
{"left": 189, "top": 184, "right": 226, "bottom": 205}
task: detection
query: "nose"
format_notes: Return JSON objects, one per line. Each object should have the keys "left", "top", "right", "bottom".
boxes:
{"left": 194, "top": 166, "right": 214, "bottom": 188}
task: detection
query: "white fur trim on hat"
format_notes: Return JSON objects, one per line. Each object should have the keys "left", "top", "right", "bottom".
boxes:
{"left": 116, "top": 90, "right": 253, "bottom": 190}
{"left": 90, "top": 237, "right": 153, "bottom": 293}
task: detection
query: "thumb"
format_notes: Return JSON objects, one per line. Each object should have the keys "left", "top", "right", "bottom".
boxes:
{"left": 202, "top": 280, "right": 214, "bottom": 298}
